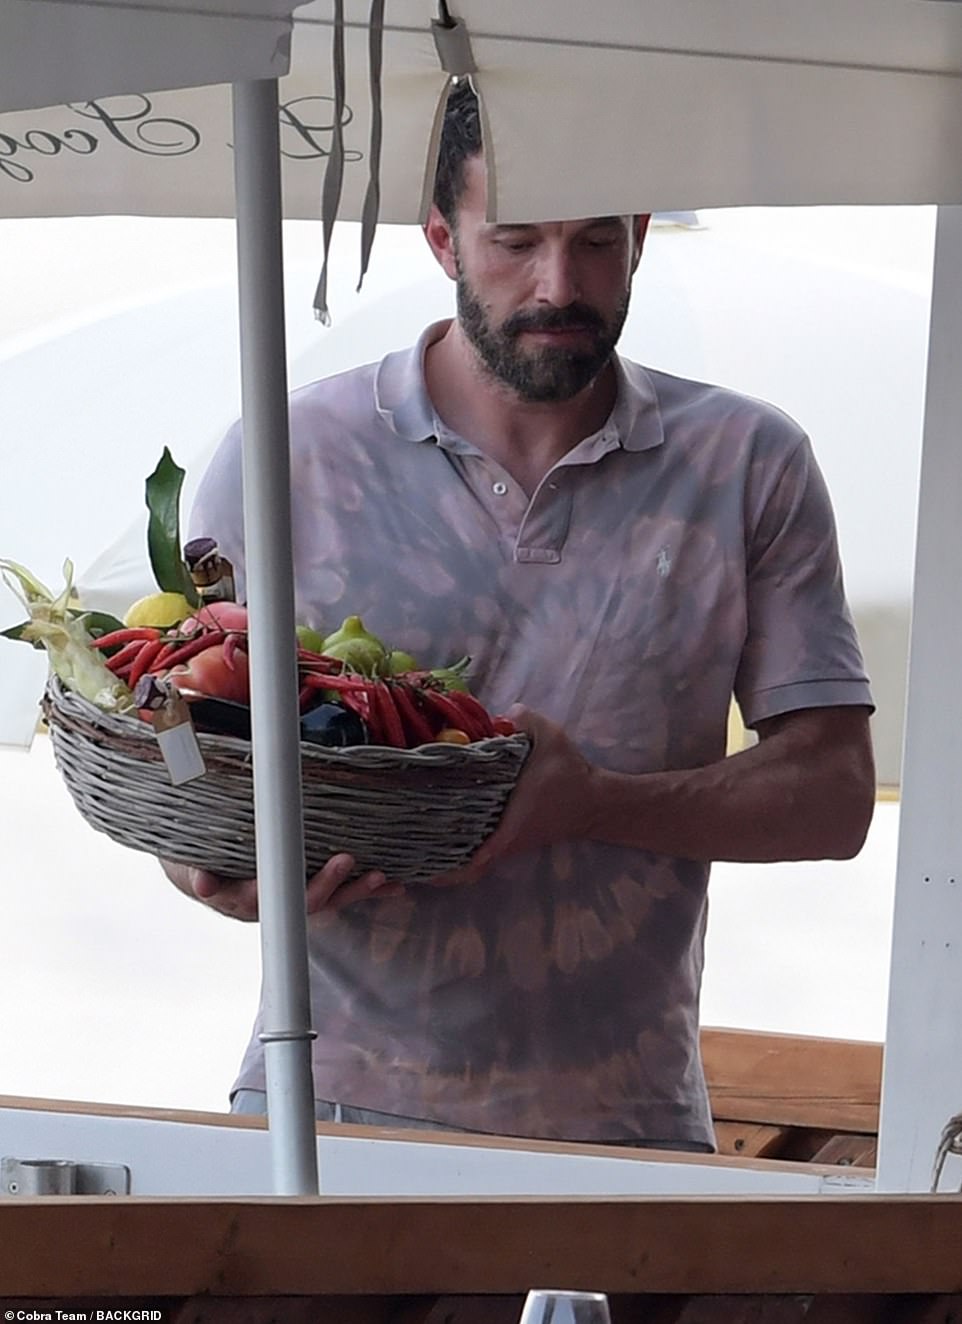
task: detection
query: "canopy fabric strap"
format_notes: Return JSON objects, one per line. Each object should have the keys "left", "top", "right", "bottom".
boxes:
{"left": 312, "top": 0, "right": 346, "bottom": 324}
{"left": 356, "top": 0, "right": 385, "bottom": 293}
{"left": 431, "top": 10, "right": 477, "bottom": 77}
{"left": 931, "top": 1111, "right": 962, "bottom": 1192}
{"left": 412, "top": 7, "right": 479, "bottom": 223}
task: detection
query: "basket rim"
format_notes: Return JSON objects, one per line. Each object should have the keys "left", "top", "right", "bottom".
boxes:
{"left": 42, "top": 675, "right": 530, "bottom": 770}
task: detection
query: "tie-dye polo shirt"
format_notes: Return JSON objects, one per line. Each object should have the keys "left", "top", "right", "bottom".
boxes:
{"left": 189, "top": 320, "right": 873, "bottom": 1146}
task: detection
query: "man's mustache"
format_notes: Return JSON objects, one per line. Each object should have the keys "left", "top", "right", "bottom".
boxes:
{"left": 503, "top": 304, "right": 606, "bottom": 337}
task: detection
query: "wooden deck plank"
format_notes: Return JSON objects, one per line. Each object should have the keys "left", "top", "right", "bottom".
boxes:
{"left": 714, "top": 1122, "right": 795, "bottom": 1159}
{"left": 808, "top": 1135, "right": 878, "bottom": 1169}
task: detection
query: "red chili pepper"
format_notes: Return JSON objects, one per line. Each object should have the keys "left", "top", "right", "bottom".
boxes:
{"left": 417, "top": 686, "right": 484, "bottom": 740}
{"left": 223, "top": 632, "right": 248, "bottom": 672}
{"left": 149, "top": 639, "right": 184, "bottom": 670}
{"left": 443, "top": 689, "right": 495, "bottom": 738}
{"left": 369, "top": 681, "right": 407, "bottom": 748}
{"left": 104, "top": 638, "right": 152, "bottom": 674}
{"left": 300, "top": 672, "right": 372, "bottom": 693}
{"left": 297, "top": 647, "right": 343, "bottom": 668}
{"left": 154, "top": 629, "right": 229, "bottom": 671}
{"left": 91, "top": 627, "right": 162, "bottom": 651}
{"left": 297, "top": 656, "right": 344, "bottom": 677}
{"left": 339, "top": 690, "right": 374, "bottom": 731}
{"left": 127, "top": 637, "right": 167, "bottom": 689}
{"left": 389, "top": 682, "right": 437, "bottom": 746}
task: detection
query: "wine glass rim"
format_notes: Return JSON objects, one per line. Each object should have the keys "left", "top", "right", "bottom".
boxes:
{"left": 525, "top": 1290, "right": 608, "bottom": 1300}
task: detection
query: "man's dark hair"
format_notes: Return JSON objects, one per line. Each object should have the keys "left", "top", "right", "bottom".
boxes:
{"left": 433, "top": 78, "right": 482, "bottom": 224}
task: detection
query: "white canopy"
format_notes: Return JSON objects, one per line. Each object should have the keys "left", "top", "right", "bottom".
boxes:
{"left": 5, "top": 2, "right": 962, "bottom": 227}
{"left": 0, "top": 0, "right": 299, "bottom": 113}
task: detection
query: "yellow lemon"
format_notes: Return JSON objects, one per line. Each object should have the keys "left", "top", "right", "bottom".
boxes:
{"left": 123, "top": 591, "right": 193, "bottom": 629}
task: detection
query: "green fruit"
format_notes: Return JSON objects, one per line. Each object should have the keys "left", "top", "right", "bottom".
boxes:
{"left": 295, "top": 625, "right": 326, "bottom": 654}
{"left": 384, "top": 649, "right": 419, "bottom": 676}
{"left": 429, "top": 656, "right": 472, "bottom": 692}
{"left": 430, "top": 667, "right": 471, "bottom": 693}
{"left": 321, "top": 614, "right": 387, "bottom": 676}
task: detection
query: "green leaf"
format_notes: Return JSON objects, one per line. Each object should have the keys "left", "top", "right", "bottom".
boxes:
{"left": 145, "top": 448, "right": 199, "bottom": 606}
{"left": 0, "top": 620, "right": 38, "bottom": 645}
{"left": 74, "top": 609, "right": 126, "bottom": 640}
{"left": 2, "top": 609, "right": 126, "bottom": 651}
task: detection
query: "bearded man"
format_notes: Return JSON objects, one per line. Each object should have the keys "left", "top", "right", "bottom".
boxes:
{"left": 165, "top": 80, "right": 875, "bottom": 1151}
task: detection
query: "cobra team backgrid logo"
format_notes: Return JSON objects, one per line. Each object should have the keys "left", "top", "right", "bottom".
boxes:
{"left": 5, "top": 1311, "right": 164, "bottom": 1321}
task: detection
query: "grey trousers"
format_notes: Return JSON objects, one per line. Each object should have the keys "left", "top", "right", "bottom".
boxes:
{"left": 230, "top": 1088, "right": 712, "bottom": 1152}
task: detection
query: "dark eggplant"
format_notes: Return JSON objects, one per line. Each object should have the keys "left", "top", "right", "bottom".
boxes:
{"left": 187, "top": 695, "right": 253, "bottom": 740}
{"left": 299, "top": 701, "right": 369, "bottom": 747}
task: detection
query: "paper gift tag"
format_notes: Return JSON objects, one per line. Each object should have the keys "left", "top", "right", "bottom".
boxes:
{"left": 153, "top": 689, "right": 206, "bottom": 785}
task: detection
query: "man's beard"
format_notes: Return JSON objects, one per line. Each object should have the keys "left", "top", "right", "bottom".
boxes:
{"left": 456, "top": 269, "right": 630, "bottom": 404}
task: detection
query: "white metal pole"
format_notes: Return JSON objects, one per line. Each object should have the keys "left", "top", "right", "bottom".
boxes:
{"left": 876, "top": 205, "right": 962, "bottom": 1194}
{"left": 230, "top": 77, "right": 319, "bottom": 1196}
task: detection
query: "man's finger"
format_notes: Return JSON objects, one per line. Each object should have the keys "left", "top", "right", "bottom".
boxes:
{"left": 192, "top": 869, "right": 230, "bottom": 901}
{"left": 326, "top": 871, "right": 389, "bottom": 911}
{"left": 311, "top": 871, "right": 406, "bottom": 924}
{"left": 305, "top": 852, "right": 356, "bottom": 911}
{"left": 306, "top": 854, "right": 408, "bottom": 915}
{"left": 192, "top": 871, "right": 259, "bottom": 921}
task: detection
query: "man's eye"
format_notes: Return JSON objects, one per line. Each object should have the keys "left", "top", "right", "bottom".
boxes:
{"left": 584, "top": 235, "right": 618, "bottom": 248}
{"left": 499, "top": 240, "right": 534, "bottom": 252}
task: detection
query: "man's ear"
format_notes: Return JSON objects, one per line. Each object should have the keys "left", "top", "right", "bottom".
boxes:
{"left": 631, "top": 214, "right": 651, "bottom": 272}
{"left": 423, "top": 204, "right": 459, "bottom": 281}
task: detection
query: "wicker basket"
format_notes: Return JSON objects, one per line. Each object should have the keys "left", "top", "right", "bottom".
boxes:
{"left": 42, "top": 678, "right": 529, "bottom": 885}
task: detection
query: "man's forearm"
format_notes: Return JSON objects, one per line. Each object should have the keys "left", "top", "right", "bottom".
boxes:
{"left": 585, "top": 707, "right": 875, "bottom": 863}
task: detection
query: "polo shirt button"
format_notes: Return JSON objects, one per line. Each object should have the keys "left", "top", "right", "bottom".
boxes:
{"left": 492, "top": 481, "right": 508, "bottom": 496}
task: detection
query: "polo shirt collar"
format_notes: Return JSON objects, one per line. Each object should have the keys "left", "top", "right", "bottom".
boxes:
{"left": 374, "top": 318, "right": 664, "bottom": 453}
{"left": 609, "top": 355, "right": 665, "bottom": 453}
{"left": 374, "top": 321, "right": 446, "bottom": 441}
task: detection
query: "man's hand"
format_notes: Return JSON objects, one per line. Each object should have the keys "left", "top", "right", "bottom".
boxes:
{"left": 162, "top": 854, "right": 404, "bottom": 921}
{"left": 428, "top": 704, "right": 600, "bottom": 888}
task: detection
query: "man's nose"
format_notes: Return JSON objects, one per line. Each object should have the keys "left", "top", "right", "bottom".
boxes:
{"left": 534, "top": 247, "right": 581, "bottom": 306}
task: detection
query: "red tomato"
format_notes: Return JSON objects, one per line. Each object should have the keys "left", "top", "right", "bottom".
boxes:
{"left": 181, "top": 601, "right": 249, "bottom": 636}
{"left": 491, "top": 715, "right": 516, "bottom": 736}
{"left": 167, "top": 642, "right": 250, "bottom": 704}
